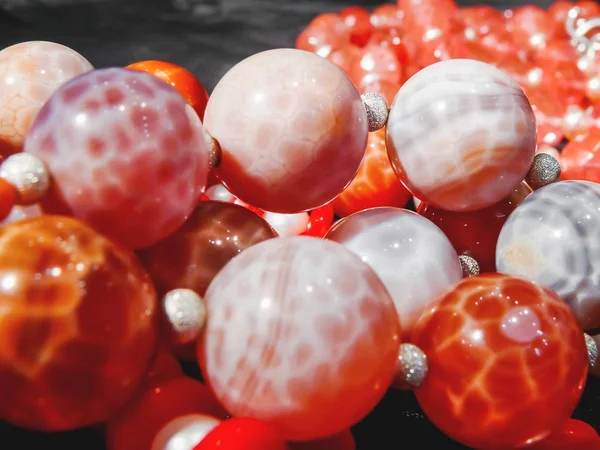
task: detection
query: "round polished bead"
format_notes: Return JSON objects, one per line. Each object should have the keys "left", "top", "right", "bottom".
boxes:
{"left": 386, "top": 59, "right": 537, "bottom": 212}
{"left": 204, "top": 49, "right": 368, "bottom": 214}
{"left": 0, "top": 153, "right": 50, "bottom": 205}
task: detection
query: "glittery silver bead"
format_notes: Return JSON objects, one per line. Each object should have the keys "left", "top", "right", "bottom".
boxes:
{"left": 163, "top": 288, "right": 207, "bottom": 344}
{"left": 393, "top": 343, "right": 428, "bottom": 390}
{"left": 525, "top": 153, "right": 561, "bottom": 191}
{"left": 585, "top": 333, "right": 598, "bottom": 368}
{"left": 0, "top": 153, "right": 50, "bottom": 205}
{"left": 361, "top": 93, "right": 389, "bottom": 132}
{"left": 459, "top": 254, "right": 480, "bottom": 278}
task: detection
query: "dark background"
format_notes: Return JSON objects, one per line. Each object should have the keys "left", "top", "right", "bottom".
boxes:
{"left": 1, "top": 0, "right": 599, "bottom": 449}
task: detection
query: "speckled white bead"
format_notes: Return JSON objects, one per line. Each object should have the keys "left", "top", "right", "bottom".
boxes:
{"left": 496, "top": 180, "right": 600, "bottom": 331}
{"left": 326, "top": 207, "right": 463, "bottom": 338}
{"left": 386, "top": 59, "right": 537, "bottom": 212}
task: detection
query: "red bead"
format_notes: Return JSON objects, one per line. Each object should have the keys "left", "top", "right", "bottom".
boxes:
{"left": 412, "top": 274, "right": 588, "bottom": 449}
{"left": 295, "top": 13, "right": 350, "bottom": 57}
{"left": 506, "top": 5, "right": 558, "bottom": 50}
{"left": 349, "top": 44, "right": 403, "bottom": 90}
{"left": 452, "top": 5, "right": 506, "bottom": 41}
{"left": 289, "top": 429, "right": 355, "bottom": 450}
{"left": 528, "top": 419, "right": 600, "bottom": 449}
{"left": 340, "top": 7, "right": 374, "bottom": 47}
{"left": 368, "top": 28, "right": 411, "bottom": 66}
{"left": 561, "top": 129, "right": 600, "bottom": 183}
{"left": 333, "top": 129, "right": 411, "bottom": 217}
{"left": 126, "top": 60, "right": 209, "bottom": 120}
{"left": 0, "top": 177, "right": 16, "bottom": 221}
{"left": 326, "top": 45, "right": 361, "bottom": 74}
{"left": 417, "top": 182, "right": 532, "bottom": 273}
{"left": 360, "top": 78, "right": 401, "bottom": 105}
{"left": 524, "top": 87, "right": 567, "bottom": 147}
{"left": 106, "top": 377, "right": 229, "bottom": 450}
{"left": 548, "top": 2, "right": 578, "bottom": 36}
{"left": 145, "top": 345, "right": 183, "bottom": 388}
{"left": 370, "top": 4, "right": 404, "bottom": 29}
{"left": 193, "top": 417, "right": 288, "bottom": 450}
{"left": 301, "top": 202, "right": 334, "bottom": 238}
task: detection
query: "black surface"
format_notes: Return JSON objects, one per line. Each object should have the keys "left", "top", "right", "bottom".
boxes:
{"left": 1, "top": 0, "right": 599, "bottom": 449}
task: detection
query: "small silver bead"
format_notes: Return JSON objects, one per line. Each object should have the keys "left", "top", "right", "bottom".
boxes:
{"left": 361, "top": 93, "right": 389, "bottom": 132}
{"left": 525, "top": 153, "right": 561, "bottom": 191}
{"left": 163, "top": 288, "right": 206, "bottom": 345}
{"left": 393, "top": 343, "right": 428, "bottom": 389}
{"left": 0, "top": 153, "right": 50, "bottom": 205}
{"left": 585, "top": 333, "right": 598, "bottom": 368}
{"left": 459, "top": 255, "right": 480, "bottom": 278}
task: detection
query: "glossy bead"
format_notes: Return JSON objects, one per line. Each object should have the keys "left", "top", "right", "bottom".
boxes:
{"left": 0, "top": 41, "right": 93, "bottom": 157}
{"left": 0, "top": 178, "right": 17, "bottom": 221}
{"left": 496, "top": 181, "right": 600, "bottom": 331}
{"left": 263, "top": 211, "right": 310, "bottom": 237}
{"left": 194, "top": 417, "right": 288, "bottom": 450}
{"left": 528, "top": 418, "right": 600, "bottom": 449}
{"left": 106, "top": 377, "right": 229, "bottom": 450}
{"left": 561, "top": 129, "right": 600, "bottom": 183}
{"left": 198, "top": 236, "right": 400, "bottom": 441}
{"left": 152, "top": 414, "right": 221, "bottom": 450}
{"left": 326, "top": 45, "right": 361, "bottom": 74}
{"left": 24, "top": 68, "right": 209, "bottom": 249}
{"left": 340, "top": 7, "right": 374, "bottom": 47}
{"left": 526, "top": 87, "right": 566, "bottom": 147}
{"left": 204, "top": 49, "right": 368, "bottom": 213}
{"left": 146, "top": 345, "right": 184, "bottom": 388}
{"left": 360, "top": 78, "right": 401, "bottom": 106}
{"left": 301, "top": 203, "right": 334, "bottom": 238}
{"left": 295, "top": 14, "right": 350, "bottom": 57}
{"left": 140, "top": 201, "right": 277, "bottom": 297}
{"left": 418, "top": 182, "right": 531, "bottom": 273}
{"left": 386, "top": 59, "right": 537, "bottom": 212}
{"left": 289, "top": 429, "right": 356, "bottom": 450}
{"left": 370, "top": 5, "right": 404, "bottom": 30}
{"left": 203, "top": 182, "right": 264, "bottom": 216}
{"left": 0, "top": 153, "right": 50, "bottom": 205}
{"left": 412, "top": 274, "right": 588, "bottom": 450}
{"left": 368, "top": 28, "right": 410, "bottom": 66}
{"left": 326, "top": 207, "right": 462, "bottom": 339}
{"left": 349, "top": 44, "right": 403, "bottom": 89}
{"left": 0, "top": 215, "right": 159, "bottom": 431}
{"left": 333, "top": 129, "right": 411, "bottom": 218}
{"left": 126, "top": 60, "right": 210, "bottom": 120}
{"left": 506, "top": 6, "right": 557, "bottom": 50}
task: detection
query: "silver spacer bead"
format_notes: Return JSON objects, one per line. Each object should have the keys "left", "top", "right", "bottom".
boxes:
{"left": 0, "top": 153, "right": 50, "bottom": 205}
{"left": 361, "top": 93, "right": 389, "bottom": 132}
{"left": 585, "top": 333, "right": 598, "bottom": 368}
{"left": 459, "top": 255, "right": 480, "bottom": 278}
{"left": 162, "top": 288, "right": 207, "bottom": 345}
{"left": 525, "top": 153, "right": 561, "bottom": 191}
{"left": 393, "top": 343, "right": 428, "bottom": 390}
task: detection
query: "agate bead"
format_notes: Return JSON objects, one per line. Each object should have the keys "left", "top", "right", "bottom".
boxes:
{"left": 386, "top": 59, "right": 537, "bottom": 212}
{"left": 204, "top": 49, "right": 368, "bottom": 213}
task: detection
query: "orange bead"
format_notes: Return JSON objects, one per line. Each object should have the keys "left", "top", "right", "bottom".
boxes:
{"left": 126, "top": 60, "right": 209, "bottom": 120}
{"left": 0, "top": 215, "right": 159, "bottom": 431}
{"left": 333, "top": 129, "right": 411, "bottom": 217}
{"left": 0, "top": 177, "right": 17, "bottom": 220}
{"left": 106, "top": 376, "right": 229, "bottom": 450}
{"left": 561, "top": 129, "right": 600, "bottom": 183}
{"left": 412, "top": 274, "right": 588, "bottom": 449}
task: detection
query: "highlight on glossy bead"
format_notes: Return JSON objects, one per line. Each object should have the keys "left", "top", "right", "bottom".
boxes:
{"left": 23, "top": 67, "right": 209, "bottom": 249}
{"left": 162, "top": 288, "right": 207, "bottom": 345}
{"left": 194, "top": 417, "right": 288, "bottom": 450}
{"left": 386, "top": 59, "right": 537, "bottom": 212}
{"left": 203, "top": 48, "right": 368, "bottom": 213}
{"left": 0, "top": 153, "right": 50, "bottom": 205}
{"left": 0, "top": 215, "right": 159, "bottom": 431}
{"left": 0, "top": 41, "right": 93, "bottom": 157}
{"left": 411, "top": 273, "right": 588, "bottom": 449}
{"left": 198, "top": 236, "right": 401, "bottom": 441}
{"left": 496, "top": 180, "right": 600, "bottom": 331}
{"left": 325, "top": 207, "right": 462, "bottom": 338}
{"left": 152, "top": 414, "right": 221, "bottom": 450}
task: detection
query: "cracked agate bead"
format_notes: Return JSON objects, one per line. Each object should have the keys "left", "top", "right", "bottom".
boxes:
{"left": 496, "top": 180, "right": 600, "bottom": 331}
{"left": 412, "top": 274, "right": 587, "bottom": 449}
{"left": 326, "top": 207, "right": 462, "bottom": 339}
{"left": 24, "top": 68, "right": 209, "bottom": 249}
{"left": 0, "top": 41, "right": 93, "bottom": 157}
{"left": 386, "top": 59, "right": 537, "bottom": 212}
{"left": 204, "top": 49, "right": 368, "bottom": 214}
{"left": 198, "top": 236, "right": 400, "bottom": 441}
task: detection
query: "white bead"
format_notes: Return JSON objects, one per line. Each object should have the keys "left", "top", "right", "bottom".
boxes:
{"left": 163, "top": 289, "right": 206, "bottom": 344}
{"left": 0, "top": 153, "right": 50, "bottom": 205}
{"left": 151, "top": 414, "right": 221, "bottom": 450}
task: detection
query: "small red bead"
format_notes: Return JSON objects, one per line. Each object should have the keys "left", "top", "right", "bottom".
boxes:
{"left": 340, "top": 6, "right": 374, "bottom": 47}
{"left": 301, "top": 202, "right": 334, "bottom": 238}
{"left": 295, "top": 13, "right": 350, "bottom": 57}
{"left": 194, "top": 417, "right": 288, "bottom": 450}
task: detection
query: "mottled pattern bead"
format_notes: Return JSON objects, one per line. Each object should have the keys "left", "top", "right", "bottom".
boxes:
{"left": 198, "top": 236, "right": 400, "bottom": 441}
{"left": 412, "top": 274, "right": 587, "bottom": 450}
{"left": 24, "top": 68, "right": 209, "bottom": 249}
{"left": 204, "top": 49, "right": 368, "bottom": 214}
{"left": 386, "top": 59, "right": 537, "bottom": 212}
{"left": 496, "top": 180, "right": 600, "bottom": 331}
{"left": 0, "top": 215, "right": 159, "bottom": 431}
{"left": 0, "top": 41, "right": 93, "bottom": 157}
{"left": 325, "top": 207, "right": 462, "bottom": 339}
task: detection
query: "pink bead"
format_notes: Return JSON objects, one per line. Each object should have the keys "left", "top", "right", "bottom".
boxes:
{"left": 198, "top": 236, "right": 400, "bottom": 441}
{"left": 386, "top": 59, "right": 537, "bottom": 212}
{"left": 0, "top": 41, "right": 93, "bottom": 157}
{"left": 24, "top": 68, "right": 209, "bottom": 249}
{"left": 326, "top": 207, "right": 462, "bottom": 339}
{"left": 204, "top": 49, "right": 368, "bottom": 214}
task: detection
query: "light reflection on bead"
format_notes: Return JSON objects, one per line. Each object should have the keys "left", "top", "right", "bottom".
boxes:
{"left": 163, "top": 289, "right": 206, "bottom": 345}
{"left": 151, "top": 414, "right": 221, "bottom": 450}
{"left": 0, "top": 153, "right": 50, "bottom": 205}
{"left": 392, "top": 343, "right": 428, "bottom": 390}
{"left": 587, "top": 76, "right": 600, "bottom": 102}
{"left": 562, "top": 105, "right": 589, "bottom": 141}
{"left": 526, "top": 67, "right": 544, "bottom": 87}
